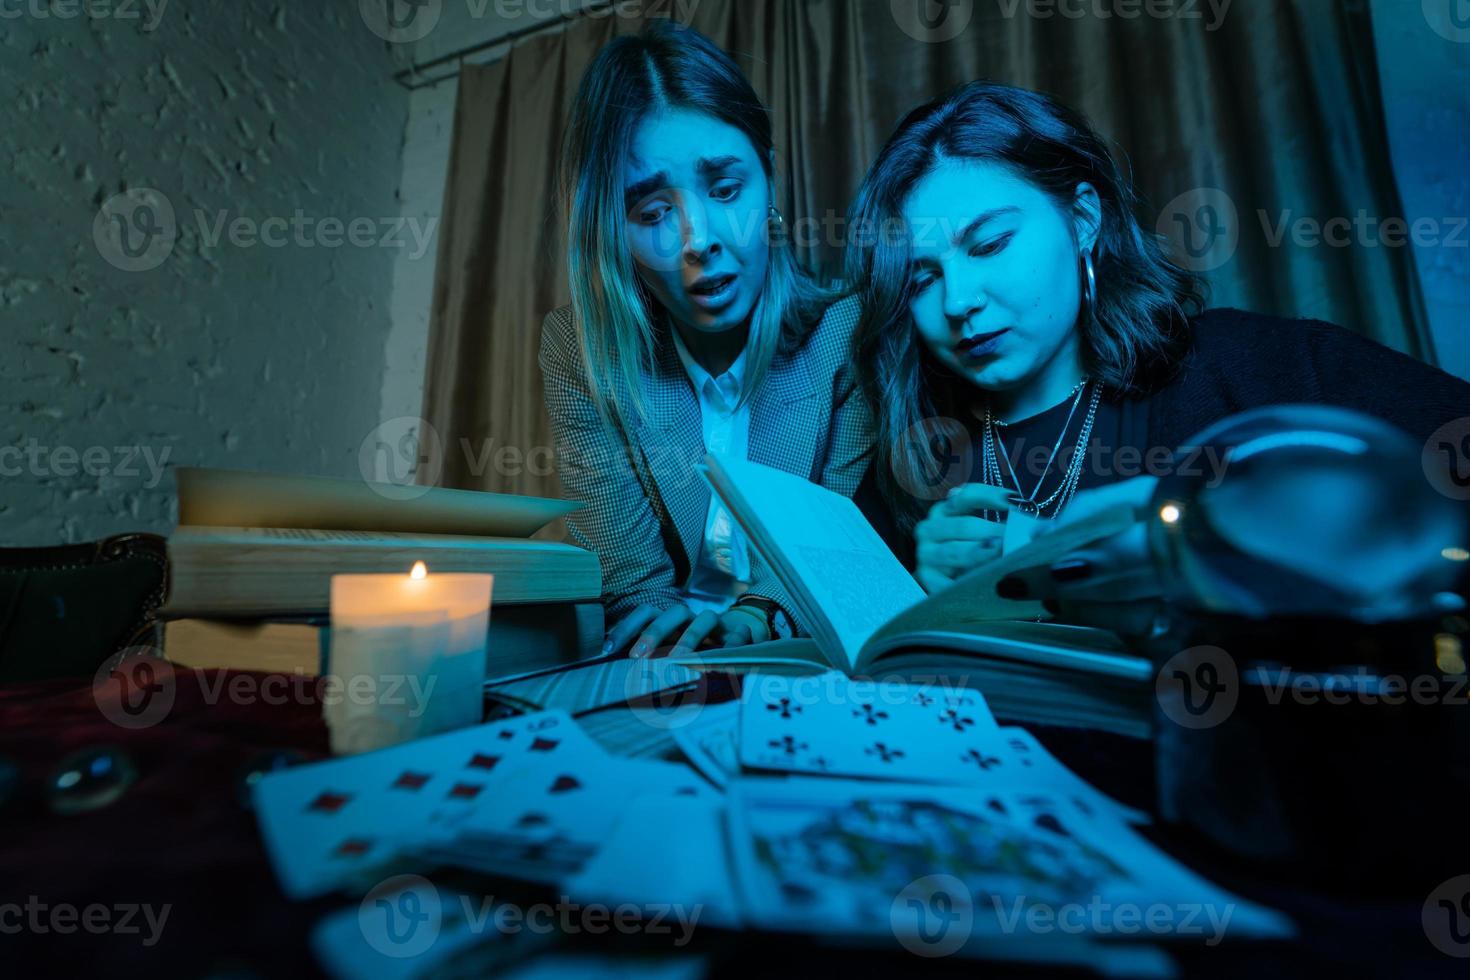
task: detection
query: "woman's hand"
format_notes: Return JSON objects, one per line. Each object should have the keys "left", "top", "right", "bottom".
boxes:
{"left": 996, "top": 476, "right": 1167, "bottom": 639}
{"left": 604, "top": 601, "right": 771, "bottom": 659}
{"left": 913, "top": 483, "right": 1015, "bottom": 593}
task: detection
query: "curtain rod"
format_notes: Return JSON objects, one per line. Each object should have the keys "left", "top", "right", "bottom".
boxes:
{"left": 391, "top": 0, "right": 616, "bottom": 91}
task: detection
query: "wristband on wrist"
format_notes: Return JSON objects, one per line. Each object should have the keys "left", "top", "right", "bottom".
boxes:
{"left": 733, "top": 595, "right": 793, "bottom": 640}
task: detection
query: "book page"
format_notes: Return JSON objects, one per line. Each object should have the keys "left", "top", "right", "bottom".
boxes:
{"left": 702, "top": 454, "right": 926, "bottom": 668}
{"left": 175, "top": 467, "right": 580, "bottom": 538}
{"left": 858, "top": 501, "right": 1142, "bottom": 671}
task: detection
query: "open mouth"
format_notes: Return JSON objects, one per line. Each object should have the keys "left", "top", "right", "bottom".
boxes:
{"left": 689, "top": 273, "right": 738, "bottom": 297}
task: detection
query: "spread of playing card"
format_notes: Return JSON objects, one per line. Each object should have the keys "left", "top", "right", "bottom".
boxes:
{"left": 251, "top": 665, "right": 1284, "bottom": 978}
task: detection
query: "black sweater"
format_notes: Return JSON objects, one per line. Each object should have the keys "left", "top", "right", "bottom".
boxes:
{"left": 859, "top": 308, "right": 1470, "bottom": 568}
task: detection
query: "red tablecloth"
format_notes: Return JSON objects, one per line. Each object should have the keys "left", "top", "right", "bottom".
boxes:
{"left": 0, "top": 668, "right": 335, "bottom": 978}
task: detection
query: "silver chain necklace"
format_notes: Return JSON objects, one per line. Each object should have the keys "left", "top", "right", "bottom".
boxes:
{"left": 980, "top": 378, "right": 1101, "bottom": 520}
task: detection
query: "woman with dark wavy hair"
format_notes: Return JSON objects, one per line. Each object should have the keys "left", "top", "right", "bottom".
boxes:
{"left": 847, "top": 81, "right": 1470, "bottom": 597}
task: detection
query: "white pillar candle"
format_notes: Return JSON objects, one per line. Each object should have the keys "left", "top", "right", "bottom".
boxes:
{"left": 326, "top": 563, "right": 492, "bottom": 754}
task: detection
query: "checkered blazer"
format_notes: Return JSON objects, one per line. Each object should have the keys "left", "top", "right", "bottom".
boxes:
{"left": 539, "top": 294, "right": 874, "bottom": 633}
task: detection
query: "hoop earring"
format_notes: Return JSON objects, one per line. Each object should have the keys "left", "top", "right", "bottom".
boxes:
{"left": 767, "top": 204, "right": 788, "bottom": 248}
{"left": 1079, "top": 249, "right": 1097, "bottom": 324}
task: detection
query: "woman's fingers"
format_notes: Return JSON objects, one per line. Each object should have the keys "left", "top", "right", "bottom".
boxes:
{"left": 916, "top": 514, "right": 1000, "bottom": 543}
{"left": 631, "top": 604, "right": 694, "bottom": 658}
{"left": 938, "top": 482, "right": 1015, "bottom": 516}
{"left": 995, "top": 524, "right": 1160, "bottom": 604}
{"left": 1033, "top": 476, "right": 1158, "bottom": 538}
{"left": 670, "top": 610, "right": 720, "bottom": 657}
{"left": 604, "top": 604, "right": 661, "bottom": 655}
{"left": 915, "top": 498, "right": 1006, "bottom": 596}
{"left": 720, "top": 621, "right": 754, "bottom": 648}
{"left": 917, "top": 537, "right": 1000, "bottom": 571}
{"left": 917, "top": 567, "right": 952, "bottom": 595}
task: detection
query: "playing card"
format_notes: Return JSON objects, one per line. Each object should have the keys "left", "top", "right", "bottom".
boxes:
{"left": 995, "top": 726, "right": 1148, "bottom": 824}
{"left": 253, "top": 710, "right": 605, "bottom": 899}
{"left": 441, "top": 756, "right": 715, "bottom": 885}
{"left": 313, "top": 880, "right": 559, "bottom": 980}
{"left": 671, "top": 701, "right": 740, "bottom": 787}
{"left": 736, "top": 676, "right": 1148, "bottom": 824}
{"left": 738, "top": 671, "right": 1003, "bottom": 782}
{"left": 566, "top": 793, "right": 742, "bottom": 929}
{"left": 725, "top": 778, "right": 1293, "bottom": 945}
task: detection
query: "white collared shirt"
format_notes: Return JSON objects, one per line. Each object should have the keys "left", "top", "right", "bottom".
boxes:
{"left": 671, "top": 329, "right": 753, "bottom": 613}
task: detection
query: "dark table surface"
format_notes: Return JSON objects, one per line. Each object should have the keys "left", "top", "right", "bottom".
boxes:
{"left": 0, "top": 667, "right": 1461, "bottom": 979}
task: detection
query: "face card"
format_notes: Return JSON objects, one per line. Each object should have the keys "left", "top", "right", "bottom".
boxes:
{"left": 725, "top": 778, "right": 1292, "bottom": 944}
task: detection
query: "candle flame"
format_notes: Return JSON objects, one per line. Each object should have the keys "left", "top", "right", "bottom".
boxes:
{"left": 410, "top": 561, "right": 428, "bottom": 580}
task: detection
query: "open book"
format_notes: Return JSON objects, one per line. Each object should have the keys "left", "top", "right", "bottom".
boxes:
{"left": 692, "top": 454, "right": 1154, "bottom": 736}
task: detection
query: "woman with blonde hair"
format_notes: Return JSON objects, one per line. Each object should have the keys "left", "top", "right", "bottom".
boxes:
{"left": 540, "top": 21, "right": 871, "bottom": 657}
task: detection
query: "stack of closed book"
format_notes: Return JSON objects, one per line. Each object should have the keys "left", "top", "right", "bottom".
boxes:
{"left": 159, "top": 467, "right": 604, "bottom": 679}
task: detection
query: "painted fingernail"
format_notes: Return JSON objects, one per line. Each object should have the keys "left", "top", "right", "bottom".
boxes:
{"left": 631, "top": 642, "right": 649, "bottom": 658}
{"left": 1049, "top": 559, "right": 1093, "bottom": 582}
{"left": 601, "top": 640, "right": 614, "bottom": 655}
{"left": 996, "top": 575, "right": 1030, "bottom": 599}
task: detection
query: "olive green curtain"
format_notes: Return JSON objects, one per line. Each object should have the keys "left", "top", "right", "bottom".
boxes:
{"left": 421, "top": 0, "right": 1432, "bottom": 500}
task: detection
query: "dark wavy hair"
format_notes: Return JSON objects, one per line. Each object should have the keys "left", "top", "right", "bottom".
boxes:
{"left": 847, "top": 81, "right": 1206, "bottom": 531}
